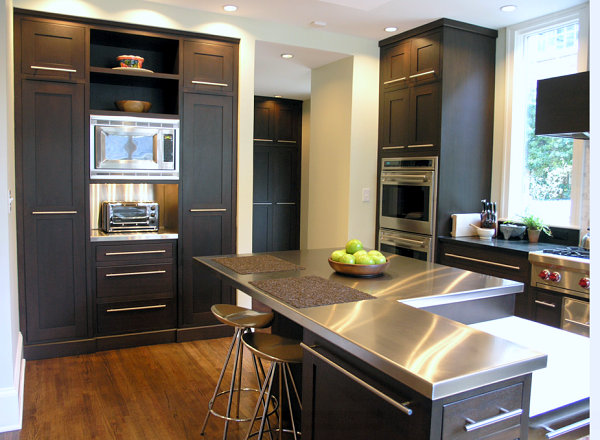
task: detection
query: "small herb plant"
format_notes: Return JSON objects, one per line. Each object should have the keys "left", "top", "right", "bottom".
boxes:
{"left": 518, "top": 214, "right": 552, "bottom": 236}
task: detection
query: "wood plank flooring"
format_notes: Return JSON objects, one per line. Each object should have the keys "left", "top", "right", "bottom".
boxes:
{"left": 15, "top": 338, "right": 268, "bottom": 440}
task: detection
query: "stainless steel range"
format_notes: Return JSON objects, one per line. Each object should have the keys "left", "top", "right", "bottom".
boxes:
{"left": 529, "top": 247, "right": 590, "bottom": 337}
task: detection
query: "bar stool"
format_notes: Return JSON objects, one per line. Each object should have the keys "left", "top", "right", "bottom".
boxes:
{"left": 201, "top": 304, "right": 275, "bottom": 439}
{"left": 242, "top": 332, "right": 303, "bottom": 440}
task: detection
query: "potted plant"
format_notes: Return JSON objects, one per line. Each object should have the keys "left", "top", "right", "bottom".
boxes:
{"left": 518, "top": 214, "right": 552, "bottom": 243}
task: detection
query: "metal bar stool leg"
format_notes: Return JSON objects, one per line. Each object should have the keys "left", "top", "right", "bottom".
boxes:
{"left": 282, "top": 365, "right": 300, "bottom": 440}
{"left": 251, "top": 355, "right": 275, "bottom": 440}
{"left": 245, "top": 362, "right": 276, "bottom": 440}
{"left": 223, "top": 327, "right": 244, "bottom": 440}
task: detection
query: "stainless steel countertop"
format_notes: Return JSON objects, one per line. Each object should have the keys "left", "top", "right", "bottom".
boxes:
{"left": 90, "top": 229, "right": 178, "bottom": 241}
{"left": 195, "top": 248, "right": 547, "bottom": 400}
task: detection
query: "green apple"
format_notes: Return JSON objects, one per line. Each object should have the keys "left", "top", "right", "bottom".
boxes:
{"left": 353, "top": 249, "right": 368, "bottom": 259}
{"left": 330, "top": 249, "right": 346, "bottom": 262}
{"left": 356, "top": 254, "right": 375, "bottom": 265}
{"left": 345, "top": 239, "right": 363, "bottom": 254}
{"left": 368, "top": 250, "right": 387, "bottom": 264}
{"left": 340, "top": 253, "right": 356, "bottom": 264}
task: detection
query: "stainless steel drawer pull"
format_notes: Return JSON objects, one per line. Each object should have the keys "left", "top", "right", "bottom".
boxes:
{"left": 106, "top": 270, "right": 166, "bottom": 277}
{"left": 300, "top": 343, "right": 413, "bottom": 416}
{"left": 32, "top": 210, "right": 78, "bottom": 215}
{"left": 189, "top": 208, "right": 227, "bottom": 212}
{"left": 276, "top": 202, "right": 296, "bottom": 205}
{"left": 105, "top": 250, "right": 167, "bottom": 256}
{"left": 544, "top": 417, "right": 590, "bottom": 438}
{"left": 254, "top": 138, "right": 273, "bottom": 142}
{"left": 408, "top": 70, "right": 435, "bottom": 78}
{"left": 191, "top": 80, "right": 229, "bottom": 87}
{"left": 31, "top": 65, "right": 77, "bottom": 73}
{"left": 534, "top": 300, "right": 557, "bottom": 308}
{"left": 382, "top": 146, "right": 405, "bottom": 150}
{"left": 383, "top": 76, "right": 407, "bottom": 85}
{"left": 563, "top": 318, "right": 590, "bottom": 327}
{"left": 407, "top": 144, "right": 434, "bottom": 148}
{"left": 277, "top": 140, "right": 297, "bottom": 144}
{"left": 444, "top": 253, "right": 521, "bottom": 271}
{"left": 253, "top": 202, "right": 272, "bottom": 205}
{"left": 106, "top": 304, "right": 167, "bottom": 313}
{"left": 464, "top": 407, "right": 523, "bottom": 432}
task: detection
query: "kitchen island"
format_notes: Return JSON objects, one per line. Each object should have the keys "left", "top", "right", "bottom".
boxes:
{"left": 196, "top": 249, "right": 548, "bottom": 439}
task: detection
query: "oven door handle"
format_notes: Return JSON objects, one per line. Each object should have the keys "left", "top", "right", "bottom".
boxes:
{"left": 563, "top": 318, "right": 590, "bottom": 328}
{"left": 381, "top": 175, "right": 430, "bottom": 184}
{"left": 381, "top": 236, "right": 426, "bottom": 248}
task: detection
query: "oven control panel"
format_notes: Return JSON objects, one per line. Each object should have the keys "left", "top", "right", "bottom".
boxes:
{"left": 530, "top": 262, "right": 589, "bottom": 299}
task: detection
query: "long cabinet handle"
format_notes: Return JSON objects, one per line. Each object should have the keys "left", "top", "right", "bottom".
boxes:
{"left": 31, "top": 65, "right": 77, "bottom": 73}
{"left": 408, "top": 70, "right": 435, "bottom": 78}
{"left": 464, "top": 408, "right": 523, "bottom": 432}
{"left": 253, "top": 202, "right": 272, "bottom": 205}
{"left": 105, "top": 270, "right": 166, "bottom": 277}
{"left": 444, "top": 253, "right": 521, "bottom": 271}
{"left": 106, "top": 304, "right": 167, "bottom": 313}
{"left": 191, "top": 80, "right": 229, "bottom": 87}
{"left": 407, "top": 144, "right": 434, "bottom": 148}
{"left": 382, "top": 146, "right": 405, "bottom": 150}
{"left": 276, "top": 202, "right": 296, "bottom": 205}
{"left": 254, "top": 138, "right": 273, "bottom": 142}
{"left": 383, "top": 76, "right": 407, "bottom": 85}
{"left": 535, "top": 300, "right": 557, "bottom": 308}
{"left": 32, "top": 211, "right": 78, "bottom": 215}
{"left": 563, "top": 318, "right": 590, "bottom": 327}
{"left": 189, "top": 208, "right": 227, "bottom": 212}
{"left": 545, "top": 417, "right": 590, "bottom": 438}
{"left": 300, "top": 343, "right": 413, "bottom": 416}
{"left": 105, "top": 250, "right": 167, "bottom": 256}
{"left": 277, "top": 140, "right": 297, "bottom": 144}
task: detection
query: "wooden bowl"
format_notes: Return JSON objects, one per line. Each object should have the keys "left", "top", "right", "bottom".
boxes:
{"left": 115, "top": 100, "right": 152, "bottom": 113}
{"left": 328, "top": 258, "right": 390, "bottom": 278}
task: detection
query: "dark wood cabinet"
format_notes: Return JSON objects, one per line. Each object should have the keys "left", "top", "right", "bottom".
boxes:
{"left": 180, "top": 93, "right": 236, "bottom": 329}
{"left": 183, "top": 39, "right": 235, "bottom": 94}
{"left": 19, "top": 18, "right": 86, "bottom": 81}
{"left": 532, "top": 288, "right": 562, "bottom": 328}
{"left": 409, "top": 31, "right": 441, "bottom": 83}
{"left": 253, "top": 96, "right": 301, "bottom": 144}
{"left": 18, "top": 80, "right": 87, "bottom": 343}
{"left": 380, "top": 41, "right": 411, "bottom": 89}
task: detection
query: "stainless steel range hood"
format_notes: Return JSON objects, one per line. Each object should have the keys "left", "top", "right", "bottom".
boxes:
{"left": 535, "top": 71, "right": 589, "bottom": 140}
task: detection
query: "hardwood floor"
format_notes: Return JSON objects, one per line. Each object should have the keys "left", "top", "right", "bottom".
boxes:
{"left": 15, "top": 337, "right": 269, "bottom": 440}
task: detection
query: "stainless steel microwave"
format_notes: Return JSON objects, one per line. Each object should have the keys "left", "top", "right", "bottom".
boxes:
{"left": 90, "top": 115, "right": 179, "bottom": 180}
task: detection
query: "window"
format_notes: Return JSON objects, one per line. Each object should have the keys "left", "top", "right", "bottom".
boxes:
{"left": 501, "top": 6, "right": 588, "bottom": 228}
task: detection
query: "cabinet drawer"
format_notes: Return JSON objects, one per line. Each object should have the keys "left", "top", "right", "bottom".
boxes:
{"left": 96, "top": 262, "right": 175, "bottom": 299}
{"left": 438, "top": 242, "right": 529, "bottom": 282}
{"left": 95, "top": 242, "right": 174, "bottom": 263}
{"left": 97, "top": 299, "right": 176, "bottom": 335}
{"left": 442, "top": 383, "right": 524, "bottom": 440}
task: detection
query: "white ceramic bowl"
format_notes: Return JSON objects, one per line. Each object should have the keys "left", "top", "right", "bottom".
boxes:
{"left": 471, "top": 224, "right": 495, "bottom": 239}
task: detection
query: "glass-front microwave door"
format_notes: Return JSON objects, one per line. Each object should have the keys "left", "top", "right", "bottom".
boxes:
{"left": 96, "top": 126, "right": 159, "bottom": 170}
{"left": 380, "top": 181, "right": 431, "bottom": 233}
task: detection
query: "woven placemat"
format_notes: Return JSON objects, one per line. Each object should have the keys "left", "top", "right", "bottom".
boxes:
{"left": 213, "top": 255, "right": 304, "bottom": 274}
{"left": 250, "top": 275, "right": 374, "bottom": 308}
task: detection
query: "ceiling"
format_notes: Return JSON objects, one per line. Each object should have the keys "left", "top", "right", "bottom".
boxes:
{"left": 148, "top": 0, "right": 587, "bottom": 100}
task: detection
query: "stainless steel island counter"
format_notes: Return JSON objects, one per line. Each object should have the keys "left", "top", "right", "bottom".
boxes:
{"left": 195, "top": 249, "right": 546, "bottom": 400}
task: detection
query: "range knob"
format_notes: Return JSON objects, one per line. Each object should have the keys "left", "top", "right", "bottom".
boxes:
{"left": 549, "top": 272, "right": 562, "bottom": 282}
{"left": 579, "top": 277, "right": 590, "bottom": 289}
{"left": 538, "top": 269, "right": 551, "bottom": 280}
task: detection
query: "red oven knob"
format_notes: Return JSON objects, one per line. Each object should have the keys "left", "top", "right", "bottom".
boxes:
{"left": 579, "top": 277, "right": 590, "bottom": 289}
{"left": 549, "top": 272, "right": 562, "bottom": 282}
{"left": 538, "top": 269, "right": 551, "bottom": 280}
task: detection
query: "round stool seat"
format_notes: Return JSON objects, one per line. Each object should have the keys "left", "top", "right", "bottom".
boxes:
{"left": 211, "top": 304, "right": 274, "bottom": 329}
{"left": 242, "top": 332, "right": 303, "bottom": 364}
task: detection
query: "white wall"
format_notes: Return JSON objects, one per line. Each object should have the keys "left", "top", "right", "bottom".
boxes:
{"left": 1, "top": 0, "right": 24, "bottom": 432}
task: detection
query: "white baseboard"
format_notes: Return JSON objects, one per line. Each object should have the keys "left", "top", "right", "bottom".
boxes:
{"left": 0, "top": 332, "right": 25, "bottom": 433}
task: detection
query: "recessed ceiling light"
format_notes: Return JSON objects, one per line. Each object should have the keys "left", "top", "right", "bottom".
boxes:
{"left": 275, "top": 95, "right": 283, "bottom": 98}
{"left": 500, "top": 5, "right": 517, "bottom": 12}
{"left": 281, "top": 53, "right": 294, "bottom": 59}
{"left": 311, "top": 20, "right": 327, "bottom": 27}
{"left": 223, "top": 5, "right": 238, "bottom": 12}
{"left": 384, "top": 26, "right": 398, "bottom": 32}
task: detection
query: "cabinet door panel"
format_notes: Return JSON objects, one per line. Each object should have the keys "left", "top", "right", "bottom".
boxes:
{"left": 21, "top": 81, "right": 86, "bottom": 343}
{"left": 271, "top": 148, "right": 297, "bottom": 202}
{"left": 275, "top": 105, "right": 299, "bottom": 143}
{"left": 381, "top": 88, "right": 410, "bottom": 148}
{"left": 381, "top": 41, "right": 410, "bottom": 88}
{"left": 183, "top": 40, "right": 234, "bottom": 94}
{"left": 254, "top": 100, "right": 276, "bottom": 141}
{"left": 533, "top": 289, "right": 562, "bottom": 329}
{"left": 21, "top": 19, "right": 86, "bottom": 81}
{"left": 252, "top": 204, "right": 271, "bottom": 253}
{"left": 272, "top": 203, "right": 298, "bottom": 251}
{"left": 410, "top": 32, "right": 440, "bottom": 83}
{"left": 409, "top": 83, "right": 440, "bottom": 148}
{"left": 253, "top": 148, "right": 270, "bottom": 202}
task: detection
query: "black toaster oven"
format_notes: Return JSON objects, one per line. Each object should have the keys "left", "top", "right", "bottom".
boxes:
{"left": 101, "top": 201, "right": 159, "bottom": 233}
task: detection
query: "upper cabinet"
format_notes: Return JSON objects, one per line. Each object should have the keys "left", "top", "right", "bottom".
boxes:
{"left": 20, "top": 18, "right": 86, "bottom": 82}
{"left": 254, "top": 97, "right": 302, "bottom": 144}
{"left": 183, "top": 40, "right": 236, "bottom": 95}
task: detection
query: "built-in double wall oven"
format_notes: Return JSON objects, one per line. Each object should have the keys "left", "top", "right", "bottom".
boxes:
{"left": 378, "top": 157, "right": 438, "bottom": 261}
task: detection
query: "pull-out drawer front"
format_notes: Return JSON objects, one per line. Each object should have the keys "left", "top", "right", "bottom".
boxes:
{"left": 442, "top": 383, "right": 524, "bottom": 440}
{"left": 439, "top": 242, "right": 529, "bottom": 282}
{"left": 95, "top": 242, "right": 174, "bottom": 263}
{"left": 97, "top": 299, "right": 176, "bottom": 335}
{"left": 96, "top": 262, "right": 175, "bottom": 299}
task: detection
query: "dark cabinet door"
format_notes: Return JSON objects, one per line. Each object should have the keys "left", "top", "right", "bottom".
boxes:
{"left": 380, "top": 87, "right": 410, "bottom": 149}
{"left": 409, "top": 82, "right": 440, "bottom": 149}
{"left": 254, "top": 97, "right": 302, "bottom": 144}
{"left": 254, "top": 99, "right": 276, "bottom": 142}
{"left": 183, "top": 40, "right": 235, "bottom": 94}
{"left": 381, "top": 41, "right": 411, "bottom": 89}
{"left": 409, "top": 31, "right": 440, "bottom": 83}
{"left": 181, "top": 93, "right": 235, "bottom": 326}
{"left": 20, "top": 80, "right": 87, "bottom": 343}
{"left": 275, "top": 101, "right": 300, "bottom": 144}
{"left": 20, "top": 18, "right": 86, "bottom": 81}
{"left": 532, "top": 289, "right": 562, "bottom": 329}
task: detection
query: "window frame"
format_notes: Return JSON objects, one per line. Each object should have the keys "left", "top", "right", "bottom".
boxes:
{"left": 495, "top": 4, "right": 589, "bottom": 228}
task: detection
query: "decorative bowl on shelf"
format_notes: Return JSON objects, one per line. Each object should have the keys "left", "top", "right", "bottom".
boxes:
{"left": 116, "top": 55, "right": 144, "bottom": 69}
{"left": 328, "top": 258, "right": 390, "bottom": 278}
{"left": 115, "top": 100, "right": 152, "bottom": 113}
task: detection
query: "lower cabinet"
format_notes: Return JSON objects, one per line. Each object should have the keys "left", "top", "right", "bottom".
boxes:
{"left": 531, "top": 288, "right": 562, "bottom": 329}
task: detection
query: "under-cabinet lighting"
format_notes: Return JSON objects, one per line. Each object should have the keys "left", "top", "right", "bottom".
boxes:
{"left": 500, "top": 5, "right": 517, "bottom": 12}
{"left": 223, "top": 5, "right": 238, "bottom": 12}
